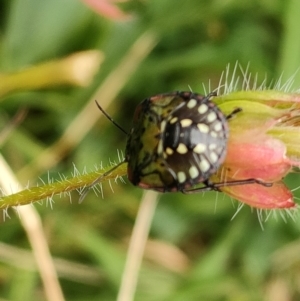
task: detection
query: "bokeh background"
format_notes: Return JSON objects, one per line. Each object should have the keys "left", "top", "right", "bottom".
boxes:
{"left": 1, "top": 0, "right": 300, "bottom": 300}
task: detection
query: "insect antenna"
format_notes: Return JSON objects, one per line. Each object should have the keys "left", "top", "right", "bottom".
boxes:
{"left": 79, "top": 101, "right": 128, "bottom": 203}
{"left": 95, "top": 100, "right": 128, "bottom": 135}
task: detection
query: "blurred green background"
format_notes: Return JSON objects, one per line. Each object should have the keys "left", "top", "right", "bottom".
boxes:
{"left": 1, "top": 0, "right": 300, "bottom": 300}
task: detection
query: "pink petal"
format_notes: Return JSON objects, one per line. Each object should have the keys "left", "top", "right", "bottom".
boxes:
{"left": 225, "top": 138, "right": 287, "bottom": 168}
{"left": 83, "top": 0, "right": 129, "bottom": 20}
{"left": 222, "top": 182, "right": 295, "bottom": 209}
{"left": 221, "top": 163, "right": 292, "bottom": 182}
{"left": 223, "top": 136, "right": 293, "bottom": 181}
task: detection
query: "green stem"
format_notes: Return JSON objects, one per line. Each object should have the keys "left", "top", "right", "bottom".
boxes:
{"left": 0, "top": 163, "right": 127, "bottom": 208}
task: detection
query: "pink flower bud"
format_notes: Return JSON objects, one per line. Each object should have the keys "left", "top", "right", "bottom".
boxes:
{"left": 213, "top": 90, "right": 300, "bottom": 209}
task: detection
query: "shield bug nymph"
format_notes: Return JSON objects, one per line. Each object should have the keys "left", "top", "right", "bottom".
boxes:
{"left": 79, "top": 91, "right": 270, "bottom": 202}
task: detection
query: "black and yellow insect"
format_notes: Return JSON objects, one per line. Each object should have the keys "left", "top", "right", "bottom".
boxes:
{"left": 79, "top": 91, "right": 270, "bottom": 202}
{"left": 125, "top": 91, "right": 229, "bottom": 192}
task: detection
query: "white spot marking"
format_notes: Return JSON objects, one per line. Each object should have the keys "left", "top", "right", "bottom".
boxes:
{"left": 210, "top": 152, "right": 218, "bottom": 163}
{"left": 214, "top": 121, "right": 222, "bottom": 132}
{"left": 187, "top": 98, "right": 197, "bottom": 109}
{"left": 193, "top": 143, "right": 206, "bottom": 154}
{"left": 166, "top": 147, "right": 174, "bottom": 155}
{"left": 177, "top": 143, "right": 188, "bottom": 154}
{"left": 170, "top": 117, "right": 178, "bottom": 124}
{"left": 210, "top": 131, "right": 218, "bottom": 138}
{"left": 177, "top": 171, "right": 186, "bottom": 183}
{"left": 189, "top": 166, "right": 199, "bottom": 179}
{"left": 157, "top": 139, "right": 164, "bottom": 155}
{"left": 209, "top": 143, "right": 217, "bottom": 150}
{"left": 180, "top": 119, "right": 193, "bottom": 127}
{"left": 197, "top": 123, "right": 209, "bottom": 133}
{"left": 207, "top": 111, "right": 217, "bottom": 122}
{"left": 199, "top": 159, "right": 210, "bottom": 173}
{"left": 160, "top": 120, "right": 167, "bottom": 132}
{"left": 198, "top": 103, "right": 208, "bottom": 114}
